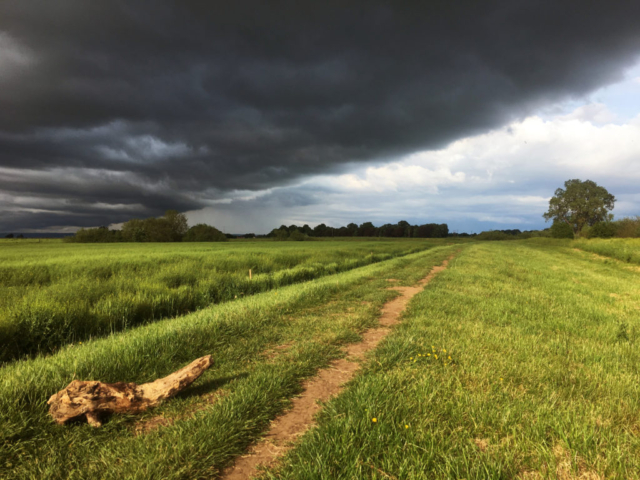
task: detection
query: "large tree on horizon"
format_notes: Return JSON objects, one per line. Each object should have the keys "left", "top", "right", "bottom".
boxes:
{"left": 543, "top": 179, "right": 615, "bottom": 234}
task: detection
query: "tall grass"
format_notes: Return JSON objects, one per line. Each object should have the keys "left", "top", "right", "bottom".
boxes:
{"left": 572, "top": 237, "right": 640, "bottom": 264}
{"left": 0, "top": 246, "right": 456, "bottom": 479}
{"left": 0, "top": 240, "right": 433, "bottom": 362}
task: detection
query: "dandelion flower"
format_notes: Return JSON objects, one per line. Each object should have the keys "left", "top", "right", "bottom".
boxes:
{"left": 448, "top": 356, "right": 451, "bottom": 360}
{"left": 372, "top": 418, "right": 377, "bottom": 423}
{"left": 405, "top": 424, "right": 409, "bottom": 429}
{"left": 427, "top": 353, "right": 431, "bottom": 356}
{"left": 434, "top": 354, "right": 438, "bottom": 359}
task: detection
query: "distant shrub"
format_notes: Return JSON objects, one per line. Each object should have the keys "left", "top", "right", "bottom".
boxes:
{"left": 270, "top": 228, "right": 289, "bottom": 241}
{"left": 588, "top": 221, "right": 617, "bottom": 239}
{"left": 288, "top": 230, "right": 309, "bottom": 241}
{"left": 613, "top": 216, "right": 640, "bottom": 238}
{"left": 578, "top": 224, "right": 591, "bottom": 238}
{"left": 183, "top": 224, "right": 227, "bottom": 242}
{"left": 520, "top": 229, "right": 551, "bottom": 239}
{"left": 68, "top": 210, "right": 190, "bottom": 243}
{"left": 476, "top": 230, "right": 514, "bottom": 241}
{"left": 268, "top": 228, "right": 312, "bottom": 241}
{"left": 550, "top": 221, "right": 574, "bottom": 239}
{"left": 65, "top": 227, "right": 122, "bottom": 243}
{"left": 120, "top": 211, "right": 187, "bottom": 242}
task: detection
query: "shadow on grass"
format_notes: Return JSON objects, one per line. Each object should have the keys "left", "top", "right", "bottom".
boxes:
{"left": 177, "top": 372, "right": 249, "bottom": 399}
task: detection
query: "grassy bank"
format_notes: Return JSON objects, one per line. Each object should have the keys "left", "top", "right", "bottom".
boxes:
{"left": 0, "top": 239, "right": 435, "bottom": 362}
{"left": 572, "top": 237, "right": 640, "bottom": 265}
{"left": 265, "top": 242, "right": 640, "bottom": 479}
{"left": 0, "top": 245, "right": 457, "bottom": 479}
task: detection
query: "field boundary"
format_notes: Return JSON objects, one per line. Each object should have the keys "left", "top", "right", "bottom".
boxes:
{"left": 221, "top": 254, "right": 455, "bottom": 479}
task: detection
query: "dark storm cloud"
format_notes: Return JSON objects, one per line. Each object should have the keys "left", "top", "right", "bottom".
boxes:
{"left": 2, "top": 0, "right": 640, "bottom": 230}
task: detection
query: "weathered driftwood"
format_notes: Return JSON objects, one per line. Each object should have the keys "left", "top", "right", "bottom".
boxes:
{"left": 48, "top": 355, "right": 213, "bottom": 427}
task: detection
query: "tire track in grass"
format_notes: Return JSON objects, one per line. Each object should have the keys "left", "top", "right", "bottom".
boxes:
{"left": 222, "top": 255, "right": 455, "bottom": 480}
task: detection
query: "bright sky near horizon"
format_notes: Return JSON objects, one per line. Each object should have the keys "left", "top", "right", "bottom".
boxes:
{"left": 188, "top": 63, "right": 640, "bottom": 234}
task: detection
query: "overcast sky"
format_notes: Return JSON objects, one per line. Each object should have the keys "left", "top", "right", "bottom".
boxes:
{"left": 1, "top": 1, "right": 640, "bottom": 234}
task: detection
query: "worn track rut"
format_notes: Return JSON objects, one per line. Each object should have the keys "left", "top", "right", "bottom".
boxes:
{"left": 222, "top": 256, "right": 454, "bottom": 479}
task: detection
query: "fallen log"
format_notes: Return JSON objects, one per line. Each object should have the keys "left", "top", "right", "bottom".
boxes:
{"left": 48, "top": 355, "right": 213, "bottom": 427}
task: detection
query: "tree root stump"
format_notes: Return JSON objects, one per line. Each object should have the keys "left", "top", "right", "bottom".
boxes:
{"left": 48, "top": 355, "right": 213, "bottom": 427}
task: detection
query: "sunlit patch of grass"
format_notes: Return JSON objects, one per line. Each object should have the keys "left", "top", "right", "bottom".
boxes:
{"left": 263, "top": 242, "right": 640, "bottom": 479}
{"left": 0, "top": 245, "right": 457, "bottom": 479}
{"left": 571, "top": 237, "right": 640, "bottom": 264}
{"left": 0, "top": 239, "right": 439, "bottom": 362}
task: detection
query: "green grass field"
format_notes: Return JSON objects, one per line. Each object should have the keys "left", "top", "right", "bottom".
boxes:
{"left": 263, "top": 241, "right": 640, "bottom": 479}
{"left": 0, "top": 239, "right": 437, "bottom": 362}
{"left": 572, "top": 237, "right": 640, "bottom": 265}
{"left": 1, "top": 239, "right": 639, "bottom": 479}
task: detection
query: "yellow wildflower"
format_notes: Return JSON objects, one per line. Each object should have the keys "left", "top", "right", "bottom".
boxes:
{"left": 405, "top": 424, "right": 409, "bottom": 429}
{"left": 434, "top": 354, "right": 438, "bottom": 359}
{"left": 372, "top": 418, "right": 377, "bottom": 423}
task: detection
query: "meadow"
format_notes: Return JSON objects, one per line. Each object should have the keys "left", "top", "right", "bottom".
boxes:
{"left": 0, "top": 239, "right": 434, "bottom": 362}
{"left": 0, "top": 243, "right": 456, "bottom": 478}
{"left": 572, "top": 237, "right": 640, "bottom": 265}
{"left": 265, "top": 240, "right": 640, "bottom": 478}
{"left": 1, "top": 238, "right": 639, "bottom": 479}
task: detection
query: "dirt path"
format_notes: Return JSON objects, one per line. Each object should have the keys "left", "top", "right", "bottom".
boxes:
{"left": 221, "top": 256, "right": 454, "bottom": 480}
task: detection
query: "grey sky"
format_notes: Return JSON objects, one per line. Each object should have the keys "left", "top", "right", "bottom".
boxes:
{"left": 1, "top": 1, "right": 640, "bottom": 233}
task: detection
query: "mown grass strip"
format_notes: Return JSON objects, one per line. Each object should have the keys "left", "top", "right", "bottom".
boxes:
{"left": 0, "top": 245, "right": 457, "bottom": 479}
{"left": 263, "top": 242, "right": 640, "bottom": 479}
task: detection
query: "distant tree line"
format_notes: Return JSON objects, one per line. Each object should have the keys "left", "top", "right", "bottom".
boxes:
{"left": 475, "top": 216, "right": 640, "bottom": 241}
{"left": 473, "top": 229, "right": 550, "bottom": 241}
{"left": 267, "top": 221, "right": 449, "bottom": 241}
{"left": 549, "top": 216, "right": 640, "bottom": 239}
{"left": 65, "top": 211, "right": 227, "bottom": 243}
{"left": 64, "top": 215, "right": 450, "bottom": 243}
